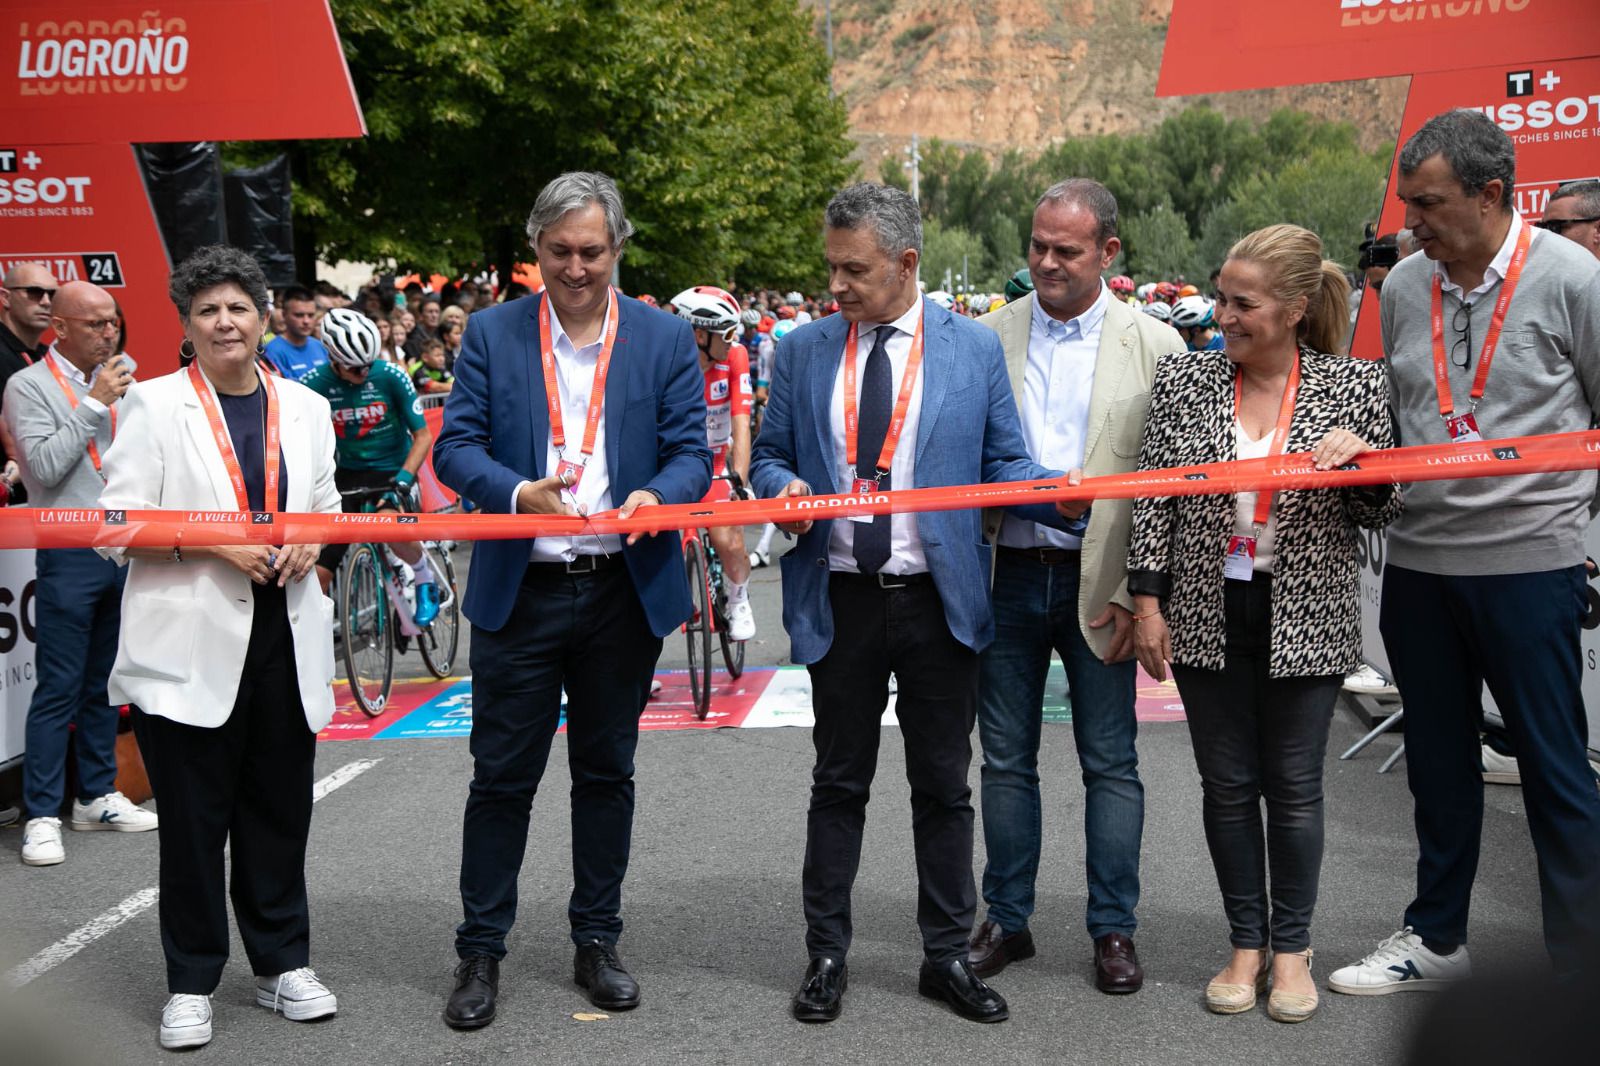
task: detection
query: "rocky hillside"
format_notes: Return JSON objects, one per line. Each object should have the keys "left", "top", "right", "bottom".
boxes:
{"left": 805, "top": 0, "right": 1406, "bottom": 173}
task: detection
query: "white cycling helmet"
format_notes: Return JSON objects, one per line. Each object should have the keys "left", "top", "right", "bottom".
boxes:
{"left": 925, "top": 290, "right": 956, "bottom": 310}
{"left": 1142, "top": 300, "right": 1173, "bottom": 323}
{"left": 671, "top": 285, "right": 741, "bottom": 341}
{"left": 740, "top": 308, "right": 762, "bottom": 328}
{"left": 322, "top": 307, "right": 382, "bottom": 369}
{"left": 1170, "top": 295, "right": 1216, "bottom": 329}
{"left": 1135, "top": 282, "right": 1158, "bottom": 302}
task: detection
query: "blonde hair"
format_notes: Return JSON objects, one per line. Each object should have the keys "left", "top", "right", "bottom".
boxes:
{"left": 440, "top": 304, "right": 468, "bottom": 330}
{"left": 1226, "top": 224, "right": 1351, "bottom": 356}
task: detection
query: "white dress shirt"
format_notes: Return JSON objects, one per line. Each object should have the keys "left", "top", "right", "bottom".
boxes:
{"left": 515, "top": 301, "right": 622, "bottom": 561}
{"left": 1435, "top": 212, "right": 1539, "bottom": 303}
{"left": 826, "top": 298, "right": 928, "bottom": 575}
{"left": 997, "top": 284, "right": 1108, "bottom": 550}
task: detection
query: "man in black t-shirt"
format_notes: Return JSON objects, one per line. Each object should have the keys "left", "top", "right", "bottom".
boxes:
{"left": 0, "top": 262, "right": 58, "bottom": 502}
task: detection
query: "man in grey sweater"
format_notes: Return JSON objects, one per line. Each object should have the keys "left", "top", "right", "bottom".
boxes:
{"left": 1331, "top": 109, "right": 1600, "bottom": 993}
{"left": 2, "top": 280, "right": 156, "bottom": 868}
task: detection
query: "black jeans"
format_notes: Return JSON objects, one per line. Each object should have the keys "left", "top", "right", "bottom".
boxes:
{"left": 803, "top": 573, "right": 979, "bottom": 964}
{"left": 134, "top": 583, "right": 317, "bottom": 994}
{"left": 1171, "top": 579, "right": 1341, "bottom": 953}
{"left": 455, "top": 563, "right": 662, "bottom": 959}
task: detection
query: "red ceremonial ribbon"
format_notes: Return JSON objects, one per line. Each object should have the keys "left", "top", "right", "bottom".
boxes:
{"left": 1233, "top": 355, "right": 1299, "bottom": 533}
{"left": 540, "top": 287, "right": 620, "bottom": 472}
{"left": 1430, "top": 220, "right": 1532, "bottom": 421}
{"left": 45, "top": 353, "right": 116, "bottom": 476}
{"left": 187, "top": 363, "right": 281, "bottom": 512}
{"left": 8, "top": 429, "right": 1600, "bottom": 551}
{"left": 842, "top": 312, "right": 925, "bottom": 479}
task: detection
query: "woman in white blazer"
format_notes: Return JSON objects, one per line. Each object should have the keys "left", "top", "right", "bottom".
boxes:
{"left": 97, "top": 246, "right": 341, "bottom": 1052}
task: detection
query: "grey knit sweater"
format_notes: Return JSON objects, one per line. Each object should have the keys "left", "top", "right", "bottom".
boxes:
{"left": 1381, "top": 224, "right": 1600, "bottom": 576}
{"left": 2, "top": 353, "right": 116, "bottom": 509}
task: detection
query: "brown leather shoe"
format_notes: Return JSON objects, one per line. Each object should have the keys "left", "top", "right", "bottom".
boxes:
{"left": 1093, "top": 933, "right": 1144, "bottom": 994}
{"left": 967, "top": 919, "right": 1035, "bottom": 978}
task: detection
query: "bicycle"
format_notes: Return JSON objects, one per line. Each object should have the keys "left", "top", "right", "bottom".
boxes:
{"left": 681, "top": 473, "right": 747, "bottom": 720}
{"left": 336, "top": 485, "right": 462, "bottom": 716}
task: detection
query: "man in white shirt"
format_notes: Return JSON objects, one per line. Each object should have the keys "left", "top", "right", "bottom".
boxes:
{"left": 970, "top": 180, "right": 1183, "bottom": 992}
{"left": 2, "top": 281, "right": 156, "bottom": 867}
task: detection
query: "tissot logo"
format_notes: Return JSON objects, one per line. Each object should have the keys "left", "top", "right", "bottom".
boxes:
{"left": 1507, "top": 70, "right": 1535, "bottom": 97}
{"left": 103, "top": 509, "right": 126, "bottom": 524}
{"left": 1493, "top": 446, "right": 1521, "bottom": 460}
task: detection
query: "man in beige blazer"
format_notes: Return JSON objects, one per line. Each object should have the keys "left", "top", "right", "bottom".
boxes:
{"left": 968, "top": 180, "right": 1184, "bottom": 993}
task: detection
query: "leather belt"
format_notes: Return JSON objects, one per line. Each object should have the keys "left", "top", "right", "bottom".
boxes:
{"left": 998, "top": 545, "right": 1080, "bottom": 566}
{"left": 525, "top": 553, "right": 624, "bottom": 580}
{"left": 832, "top": 570, "right": 934, "bottom": 589}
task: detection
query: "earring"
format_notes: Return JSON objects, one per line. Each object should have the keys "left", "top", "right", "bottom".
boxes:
{"left": 179, "top": 338, "right": 196, "bottom": 361}
{"left": 255, "top": 340, "right": 266, "bottom": 356}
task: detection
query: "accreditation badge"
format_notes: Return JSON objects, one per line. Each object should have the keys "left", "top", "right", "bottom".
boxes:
{"left": 1445, "top": 412, "right": 1483, "bottom": 444}
{"left": 1224, "top": 535, "right": 1257, "bottom": 581}
{"left": 556, "top": 458, "right": 585, "bottom": 490}
{"left": 850, "top": 477, "right": 879, "bottom": 525}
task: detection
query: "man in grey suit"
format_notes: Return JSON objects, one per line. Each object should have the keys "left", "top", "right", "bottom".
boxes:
{"left": 750, "top": 182, "right": 1072, "bottom": 1026}
{"left": 967, "top": 180, "right": 1184, "bottom": 992}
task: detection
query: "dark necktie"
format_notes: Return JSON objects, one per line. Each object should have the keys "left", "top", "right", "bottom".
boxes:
{"left": 853, "top": 325, "right": 893, "bottom": 574}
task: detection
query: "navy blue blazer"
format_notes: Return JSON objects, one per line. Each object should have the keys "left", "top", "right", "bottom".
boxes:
{"left": 433, "top": 292, "right": 712, "bottom": 636}
{"left": 749, "top": 297, "right": 1059, "bottom": 664}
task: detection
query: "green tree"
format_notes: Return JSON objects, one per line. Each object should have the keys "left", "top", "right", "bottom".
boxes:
{"left": 232, "top": 0, "right": 853, "bottom": 295}
{"left": 921, "top": 219, "right": 995, "bottom": 293}
{"left": 1121, "top": 199, "right": 1200, "bottom": 282}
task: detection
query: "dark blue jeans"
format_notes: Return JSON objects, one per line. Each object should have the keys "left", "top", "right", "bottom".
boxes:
{"left": 977, "top": 549, "right": 1142, "bottom": 939}
{"left": 455, "top": 564, "right": 662, "bottom": 960}
{"left": 1382, "top": 564, "right": 1600, "bottom": 975}
{"left": 24, "top": 548, "right": 126, "bottom": 818}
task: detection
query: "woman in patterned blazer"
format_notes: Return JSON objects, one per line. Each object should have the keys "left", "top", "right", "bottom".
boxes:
{"left": 1127, "top": 224, "right": 1402, "bottom": 1023}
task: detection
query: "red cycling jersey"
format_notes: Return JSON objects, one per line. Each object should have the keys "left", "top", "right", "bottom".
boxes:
{"left": 703, "top": 342, "right": 752, "bottom": 451}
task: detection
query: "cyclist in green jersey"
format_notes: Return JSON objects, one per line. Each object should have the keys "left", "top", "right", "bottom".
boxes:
{"left": 303, "top": 308, "right": 439, "bottom": 625}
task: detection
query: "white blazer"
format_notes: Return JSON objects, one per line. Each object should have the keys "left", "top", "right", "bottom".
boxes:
{"left": 97, "top": 367, "right": 341, "bottom": 731}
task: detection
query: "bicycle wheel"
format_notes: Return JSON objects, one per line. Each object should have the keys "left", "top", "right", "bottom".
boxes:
{"left": 339, "top": 544, "right": 393, "bottom": 716}
{"left": 417, "top": 543, "right": 461, "bottom": 679}
{"left": 682, "top": 537, "right": 713, "bottom": 719}
{"left": 715, "top": 563, "right": 746, "bottom": 680}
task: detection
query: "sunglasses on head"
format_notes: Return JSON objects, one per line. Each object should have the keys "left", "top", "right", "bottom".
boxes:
{"left": 5, "top": 285, "right": 55, "bottom": 302}
{"left": 1534, "top": 215, "right": 1600, "bottom": 233}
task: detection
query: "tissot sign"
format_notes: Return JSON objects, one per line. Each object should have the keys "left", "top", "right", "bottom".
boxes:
{"left": 1, "top": 1, "right": 364, "bottom": 143}
{"left": 1158, "top": 0, "right": 1600, "bottom": 96}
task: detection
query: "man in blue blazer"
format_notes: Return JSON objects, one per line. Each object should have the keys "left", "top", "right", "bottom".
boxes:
{"left": 432, "top": 172, "right": 711, "bottom": 1031}
{"left": 750, "top": 182, "right": 1068, "bottom": 1026}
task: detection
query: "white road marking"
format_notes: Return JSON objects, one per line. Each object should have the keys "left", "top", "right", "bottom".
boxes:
{"left": 4, "top": 757, "right": 381, "bottom": 989}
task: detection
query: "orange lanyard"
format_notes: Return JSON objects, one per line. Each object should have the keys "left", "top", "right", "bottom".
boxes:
{"left": 1431, "top": 221, "right": 1532, "bottom": 420}
{"left": 842, "top": 310, "right": 925, "bottom": 480}
{"left": 45, "top": 354, "right": 115, "bottom": 476}
{"left": 539, "top": 288, "right": 619, "bottom": 465}
{"left": 187, "top": 363, "right": 280, "bottom": 512}
{"left": 1233, "top": 355, "right": 1300, "bottom": 532}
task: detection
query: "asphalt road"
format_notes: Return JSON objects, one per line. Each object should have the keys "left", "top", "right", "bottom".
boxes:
{"left": 0, "top": 535, "right": 1564, "bottom": 1065}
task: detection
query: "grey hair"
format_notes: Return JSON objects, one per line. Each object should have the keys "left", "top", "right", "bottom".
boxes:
{"left": 1036, "top": 178, "right": 1119, "bottom": 243}
{"left": 1549, "top": 178, "right": 1600, "bottom": 218}
{"left": 1396, "top": 227, "right": 1417, "bottom": 256}
{"left": 1399, "top": 109, "right": 1516, "bottom": 210}
{"left": 824, "top": 182, "right": 923, "bottom": 257}
{"left": 167, "top": 245, "right": 270, "bottom": 320}
{"left": 525, "top": 171, "right": 635, "bottom": 249}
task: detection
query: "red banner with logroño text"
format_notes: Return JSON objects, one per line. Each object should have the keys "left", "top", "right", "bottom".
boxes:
{"left": 0, "top": 1, "right": 363, "bottom": 143}
{"left": 1349, "top": 54, "right": 1600, "bottom": 359}
{"left": 1158, "top": 0, "right": 1600, "bottom": 97}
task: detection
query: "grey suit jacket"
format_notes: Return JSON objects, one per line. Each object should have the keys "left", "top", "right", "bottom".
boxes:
{"left": 976, "top": 292, "right": 1184, "bottom": 659}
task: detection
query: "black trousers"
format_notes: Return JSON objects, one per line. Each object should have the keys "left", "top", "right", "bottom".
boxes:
{"left": 804, "top": 573, "right": 979, "bottom": 964}
{"left": 1170, "top": 579, "right": 1341, "bottom": 953}
{"left": 134, "top": 585, "right": 317, "bottom": 994}
{"left": 455, "top": 563, "right": 662, "bottom": 959}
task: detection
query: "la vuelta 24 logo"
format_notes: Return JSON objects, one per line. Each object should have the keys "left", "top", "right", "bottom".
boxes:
{"left": 1338, "top": 0, "right": 1533, "bottom": 24}
{"left": 14, "top": 12, "right": 190, "bottom": 96}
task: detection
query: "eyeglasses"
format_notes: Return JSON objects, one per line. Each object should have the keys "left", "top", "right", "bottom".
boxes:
{"left": 1534, "top": 215, "right": 1600, "bottom": 234}
{"left": 58, "top": 316, "right": 120, "bottom": 333}
{"left": 1450, "top": 300, "right": 1473, "bottom": 370}
{"left": 4, "top": 285, "right": 55, "bottom": 302}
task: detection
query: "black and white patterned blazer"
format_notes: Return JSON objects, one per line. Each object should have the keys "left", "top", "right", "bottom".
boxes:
{"left": 1126, "top": 348, "right": 1402, "bottom": 677}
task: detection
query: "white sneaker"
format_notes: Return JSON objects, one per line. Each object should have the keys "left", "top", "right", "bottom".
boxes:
{"left": 1342, "top": 663, "right": 1398, "bottom": 695}
{"left": 1482, "top": 743, "right": 1521, "bottom": 785}
{"left": 748, "top": 549, "right": 770, "bottom": 569}
{"left": 726, "top": 598, "right": 756, "bottom": 642}
{"left": 71, "top": 791, "right": 159, "bottom": 832}
{"left": 21, "top": 817, "right": 64, "bottom": 866}
{"left": 160, "top": 993, "right": 213, "bottom": 1049}
{"left": 1328, "top": 928, "right": 1471, "bottom": 995}
{"left": 649, "top": 678, "right": 664, "bottom": 699}
{"left": 256, "top": 966, "right": 337, "bottom": 1021}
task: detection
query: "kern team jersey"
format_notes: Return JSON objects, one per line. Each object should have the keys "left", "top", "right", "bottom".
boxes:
{"left": 703, "top": 343, "right": 752, "bottom": 450}
{"left": 301, "top": 359, "right": 428, "bottom": 471}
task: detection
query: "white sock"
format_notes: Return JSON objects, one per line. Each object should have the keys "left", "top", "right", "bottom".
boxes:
{"left": 755, "top": 523, "right": 777, "bottom": 554}
{"left": 411, "top": 554, "right": 435, "bottom": 585}
{"left": 727, "top": 579, "right": 749, "bottom": 605}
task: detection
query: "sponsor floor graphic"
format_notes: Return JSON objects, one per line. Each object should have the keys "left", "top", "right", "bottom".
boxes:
{"left": 320, "top": 664, "right": 1185, "bottom": 742}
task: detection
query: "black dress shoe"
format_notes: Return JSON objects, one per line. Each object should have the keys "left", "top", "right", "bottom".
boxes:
{"left": 574, "top": 939, "right": 640, "bottom": 1010}
{"left": 443, "top": 954, "right": 499, "bottom": 1030}
{"left": 918, "top": 957, "right": 1009, "bottom": 1023}
{"left": 792, "top": 957, "right": 848, "bottom": 1023}
{"left": 1093, "top": 932, "right": 1144, "bottom": 994}
{"left": 967, "top": 918, "right": 1036, "bottom": 977}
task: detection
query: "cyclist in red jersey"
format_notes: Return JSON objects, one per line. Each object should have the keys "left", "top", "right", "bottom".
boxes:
{"left": 672, "top": 286, "right": 756, "bottom": 641}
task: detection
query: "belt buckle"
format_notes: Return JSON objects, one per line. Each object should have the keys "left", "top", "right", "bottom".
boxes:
{"left": 565, "top": 554, "right": 599, "bottom": 574}
{"left": 876, "top": 572, "right": 909, "bottom": 589}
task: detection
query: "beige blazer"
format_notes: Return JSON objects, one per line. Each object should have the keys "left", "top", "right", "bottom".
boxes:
{"left": 96, "top": 368, "right": 341, "bottom": 731}
{"left": 977, "top": 292, "right": 1184, "bottom": 659}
